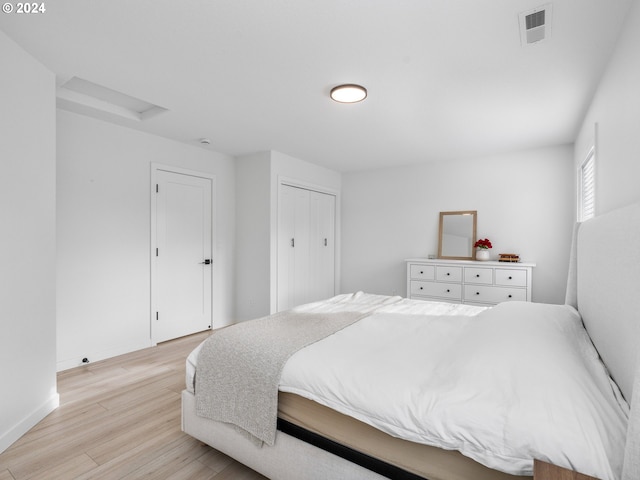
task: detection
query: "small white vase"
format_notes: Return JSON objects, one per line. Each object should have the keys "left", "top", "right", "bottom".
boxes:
{"left": 476, "top": 249, "right": 491, "bottom": 261}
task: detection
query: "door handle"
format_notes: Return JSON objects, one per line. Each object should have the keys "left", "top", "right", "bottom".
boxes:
{"left": 201, "top": 259, "right": 211, "bottom": 265}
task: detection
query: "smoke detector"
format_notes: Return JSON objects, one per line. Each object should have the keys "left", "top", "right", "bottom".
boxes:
{"left": 519, "top": 4, "right": 552, "bottom": 46}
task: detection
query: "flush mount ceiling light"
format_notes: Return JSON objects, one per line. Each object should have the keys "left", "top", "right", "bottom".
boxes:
{"left": 330, "top": 84, "right": 367, "bottom": 103}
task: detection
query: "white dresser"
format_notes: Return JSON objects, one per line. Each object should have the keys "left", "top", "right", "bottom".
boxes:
{"left": 406, "top": 258, "right": 535, "bottom": 306}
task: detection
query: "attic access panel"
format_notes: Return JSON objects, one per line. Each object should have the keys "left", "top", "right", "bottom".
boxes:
{"left": 57, "top": 76, "right": 168, "bottom": 122}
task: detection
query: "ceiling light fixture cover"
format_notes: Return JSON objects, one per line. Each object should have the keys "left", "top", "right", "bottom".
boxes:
{"left": 330, "top": 84, "right": 367, "bottom": 103}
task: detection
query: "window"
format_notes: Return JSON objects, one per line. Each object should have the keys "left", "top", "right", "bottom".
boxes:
{"left": 578, "top": 147, "right": 595, "bottom": 222}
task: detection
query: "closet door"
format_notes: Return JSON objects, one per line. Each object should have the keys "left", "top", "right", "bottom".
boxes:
{"left": 309, "top": 191, "right": 335, "bottom": 302}
{"left": 277, "top": 185, "right": 310, "bottom": 311}
{"left": 277, "top": 185, "right": 336, "bottom": 312}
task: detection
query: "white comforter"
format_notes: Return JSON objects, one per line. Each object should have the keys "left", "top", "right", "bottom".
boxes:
{"left": 279, "top": 297, "right": 629, "bottom": 479}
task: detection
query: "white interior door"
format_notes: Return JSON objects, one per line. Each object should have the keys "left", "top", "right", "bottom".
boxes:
{"left": 152, "top": 169, "right": 212, "bottom": 343}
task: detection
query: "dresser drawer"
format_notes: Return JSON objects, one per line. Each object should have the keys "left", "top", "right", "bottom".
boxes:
{"left": 411, "top": 281, "right": 462, "bottom": 300}
{"left": 410, "top": 264, "right": 435, "bottom": 280}
{"left": 464, "top": 267, "right": 493, "bottom": 285}
{"left": 463, "top": 285, "right": 527, "bottom": 304}
{"left": 495, "top": 269, "right": 527, "bottom": 287}
{"left": 435, "top": 266, "right": 462, "bottom": 282}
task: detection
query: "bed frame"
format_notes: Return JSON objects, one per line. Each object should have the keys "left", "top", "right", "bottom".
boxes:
{"left": 182, "top": 201, "right": 640, "bottom": 480}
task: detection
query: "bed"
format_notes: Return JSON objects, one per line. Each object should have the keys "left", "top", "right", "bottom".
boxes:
{"left": 182, "top": 201, "right": 640, "bottom": 480}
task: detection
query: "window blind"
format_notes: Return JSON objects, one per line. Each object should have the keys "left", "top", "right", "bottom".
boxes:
{"left": 579, "top": 148, "right": 595, "bottom": 222}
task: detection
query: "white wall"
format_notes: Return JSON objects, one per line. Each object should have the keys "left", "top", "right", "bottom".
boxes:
{"left": 57, "top": 110, "right": 236, "bottom": 370}
{"left": 235, "top": 152, "right": 272, "bottom": 321}
{"left": 574, "top": 0, "right": 640, "bottom": 214}
{"left": 0, "top": 31, "right": 58, "bottom": 453}
{"left": 341, "top": 145, "right": 574, "bottom": 305}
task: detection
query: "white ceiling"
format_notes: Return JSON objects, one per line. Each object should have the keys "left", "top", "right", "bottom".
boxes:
{"left": 0, "top": 0, "right": 633, "bottom": 172}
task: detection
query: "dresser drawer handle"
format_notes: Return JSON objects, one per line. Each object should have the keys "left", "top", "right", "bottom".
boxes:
{"left": 476, "top": 274, "right": 480, "bottom": 278}
{"left": 420, "top": 286, "right": 423, "bottom": 290}
{"left": 446, "top": 289, "right": 450, "bottom": 293}
{"left": 446, "top": 272, "right": 450, "bottom": 276}
{"left": 420, "top": 271, "right": 424, "bottom": 274}
{"left": 508, "top": 276, "right": 513, "bottom": 280}
{"left": 508, "top": 294, "right": 512, "bottom": 298}
{"left": 476, "top": 292, "right": 480, "bottom": 295}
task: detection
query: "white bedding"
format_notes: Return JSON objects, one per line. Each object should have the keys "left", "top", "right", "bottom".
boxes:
{"left": 279, "top": 299, "right": 629, "bottom": 479}
{"left": 187, "top": 293, "right": 629, "bottom": 479}
{"left": 185, "top": 292, "right": 407, "bottom": 394}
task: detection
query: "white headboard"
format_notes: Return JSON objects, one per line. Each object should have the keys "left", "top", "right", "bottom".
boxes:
{"left": 570, "top": 202, "right": 640, "bottom": 479}
{"left": 575, "top": 202, "right": 640, "bottom": 402}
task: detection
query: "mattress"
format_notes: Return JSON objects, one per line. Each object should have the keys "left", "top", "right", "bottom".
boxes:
{"left": 278, "top": 391, "right": 524, "bottom": 480}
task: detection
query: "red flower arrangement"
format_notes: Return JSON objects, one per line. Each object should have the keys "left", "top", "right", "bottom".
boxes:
{"left": 474, "top": 238, "right": 492, "bottom": 249}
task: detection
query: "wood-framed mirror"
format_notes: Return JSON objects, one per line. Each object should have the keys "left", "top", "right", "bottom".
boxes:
{"left": 438, "top": 210, "right": 477, "bottom": 260}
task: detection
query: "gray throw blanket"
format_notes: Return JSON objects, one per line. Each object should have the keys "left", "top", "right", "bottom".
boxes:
{"left": 195, "top": 309, "right": 370, "bottom": 446}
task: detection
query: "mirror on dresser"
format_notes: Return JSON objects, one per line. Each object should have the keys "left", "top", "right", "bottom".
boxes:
{"left": 438, "top": 210, "right": 477, "bottom": 260}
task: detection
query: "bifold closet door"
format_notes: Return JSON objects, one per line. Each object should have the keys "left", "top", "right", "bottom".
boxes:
{"left": 277, "top": 185, "right": 335, "bottom": 312}
{"left": 277, "top": 185, "right": 310, "bottom": 312}
{"left": 309, "top": 190, "right": 335, "bottom": 302}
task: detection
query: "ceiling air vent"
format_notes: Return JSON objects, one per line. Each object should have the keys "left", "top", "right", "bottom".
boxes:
{"left": 519, "top": 4, "right": 552, "bottom": 46}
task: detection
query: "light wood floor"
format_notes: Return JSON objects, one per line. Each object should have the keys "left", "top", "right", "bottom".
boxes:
{"left": 0, "top": 331, "right": 268, "bottom": 480}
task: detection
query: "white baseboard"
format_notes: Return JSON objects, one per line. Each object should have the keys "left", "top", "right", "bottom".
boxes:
{"left": 56, "top": 339, "right": 152, "bottom": 372}
{"left": 0, "top": 392, "right": 60, "bottom": 454}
